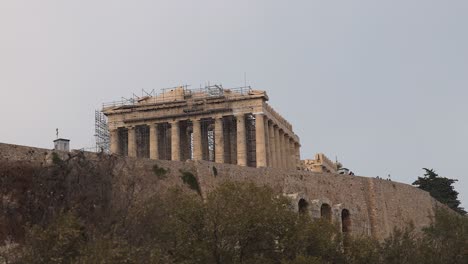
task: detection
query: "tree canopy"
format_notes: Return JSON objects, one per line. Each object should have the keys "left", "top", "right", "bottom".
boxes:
{"left": 412, "top": 168, "right": 466, "bottom": 215}
{"left": 1, "top": 181, "right": 466, "bottom": 264}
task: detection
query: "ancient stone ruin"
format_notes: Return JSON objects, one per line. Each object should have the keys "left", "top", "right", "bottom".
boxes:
{"left": 102, "top": 86, "right": 300, "bottom": 169}
{"left": 0, "top": 85, "right": 448, "bottom": 243}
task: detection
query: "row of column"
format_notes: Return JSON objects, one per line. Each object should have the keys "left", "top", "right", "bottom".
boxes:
{"left": 262, "top": 115, "right": 300, "bottom": 169}
{"left": 109, "top": 113, "right": 300, "bottom": 169}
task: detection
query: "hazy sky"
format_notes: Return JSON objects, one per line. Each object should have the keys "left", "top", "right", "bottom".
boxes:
{"left": 1, "top": 0, "right": 467, "bottom": 208}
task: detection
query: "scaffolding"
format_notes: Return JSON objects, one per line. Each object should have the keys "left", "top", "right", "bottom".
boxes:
{"left": 94, "top": 110, "right": 110, "bottom": 153}
{"left": 102, "top": 85, "right": 252, "bottom": 108}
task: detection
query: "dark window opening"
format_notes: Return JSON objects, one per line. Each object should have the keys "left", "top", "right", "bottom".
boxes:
{"left": 321, "top": 203, "right": 332, "bottom": 222}
{"left": 298, "top": 199, "right": 309, "bottom": 214}
{"left": 342, "top": 209, "right": 351, "bottom": 233}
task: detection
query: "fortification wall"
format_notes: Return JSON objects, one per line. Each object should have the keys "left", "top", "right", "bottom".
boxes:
{"left": 0, "top": 142, "right": 440, "bottom": 240}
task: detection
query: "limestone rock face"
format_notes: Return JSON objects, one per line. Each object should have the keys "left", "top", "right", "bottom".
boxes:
{"left": 0, "top": 142, "right": 443, "bottom": 243}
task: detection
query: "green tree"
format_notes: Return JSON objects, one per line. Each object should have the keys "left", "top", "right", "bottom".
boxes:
{"left": 13, "top": 181, "right": 468, "bottom": 263}
{"left": 19, "top": 212, "right": 86, "bottom": 264}
{"left": 418, "top": 208, "right": 468, "bottom": 264}
{"left": 379, "top": 225, "right": 422, "bottom": 264}
{"left": 413, "top": 168, "right": 466, "bottom": 215}
{"left": 204, "top": 182, "right": 298, "bottom": 263}
{"left": 121, "top": 182, "right": 347, "bottom": 264}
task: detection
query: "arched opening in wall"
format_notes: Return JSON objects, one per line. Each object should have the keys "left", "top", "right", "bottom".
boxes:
{"left": 320, "top": 203, "right": 332, "bottom": 222}
{"left": 341, "top": 209, "right": 351, "bottom": 233}
{"left": 298, "top": 199, "right": 309, "bottom": 214}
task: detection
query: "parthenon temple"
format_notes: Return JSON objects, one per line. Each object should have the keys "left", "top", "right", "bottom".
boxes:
{"left": 102, "top": 86, "right": 301, "bottom": 168}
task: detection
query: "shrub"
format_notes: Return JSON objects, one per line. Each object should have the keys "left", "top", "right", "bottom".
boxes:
{"left": 19, "top": 211, "right": 86, "bottom": 264}
{"left": 152, "top": 164, "right": 169, "bottom": 179}
{"left": 51, "top": 152, "right": 63, "bottom": 165}
{"left": 180, "top": 171, "right": 201, "bottom": 196}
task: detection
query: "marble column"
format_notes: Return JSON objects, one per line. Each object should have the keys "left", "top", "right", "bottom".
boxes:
{"left": 284, "top": 134, "right": 291, "bottom": 169}
{"left": 274, "top": 126, "right": 281, "bottom": 168}
{"left": 149, "top": 124, "right": 159, "bottom": 160}
{"left": 289, "top": 138, "right": 295, "bottom": 168}
{"left": 236, "top": 114, "right": 247, "bottom": 166}
{"left": 268, "top": 122, "right": 277, "bottom": 167}
{"left": 128, "top": 126, "right": 137, "bottom": 158}
{"left": 214, "top": 117, "right": 225, "bottom": 164}
{"left": 171, "top": 121, "right": 180, "bottom": 161}
{"left": 279, "top": 129, "right": 285, "bottom": 168}
{"left": 295, "top": 142, "right": 301, "bottom": 168}
{"left": 255, "top": 113, "right": 267, "bottom": 168}
{"left": 192, "top": 119, "right": 202, "bottom": 160}
{"left": 264, "top": 118, "right": 270, "bottom": 167}
{"left": 110, "top": 129, "right": 120, "bottom": 154}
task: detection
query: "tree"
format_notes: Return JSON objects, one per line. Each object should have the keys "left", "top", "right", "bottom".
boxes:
{"left": 19, "top": 212, "right": 86, "bottom": 264}
{"left": 12, "top": 181, "right": 468, "bottom": 263}
{"left": 419, "top": 208, "right": 468, "bottom": 264}
{"left": 412, "top": 168, "right": 466, "bottom": 215}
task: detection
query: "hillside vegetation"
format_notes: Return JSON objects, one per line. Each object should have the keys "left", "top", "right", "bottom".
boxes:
{"left": 0, "top": 155, "right": 466, "bottom": 264}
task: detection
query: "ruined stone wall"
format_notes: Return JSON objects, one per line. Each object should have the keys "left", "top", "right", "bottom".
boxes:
{"left": 0, "top": 142, "right": 441, "bottom": 240}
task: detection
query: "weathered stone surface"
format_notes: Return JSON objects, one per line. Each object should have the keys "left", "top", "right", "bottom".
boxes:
{"left": 0, "top": 142, "right": 443, "bottom": 241}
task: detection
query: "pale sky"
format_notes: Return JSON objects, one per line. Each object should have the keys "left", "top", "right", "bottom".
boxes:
{"left": 1, "top": 0, "right": 467, "bottom": 208}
